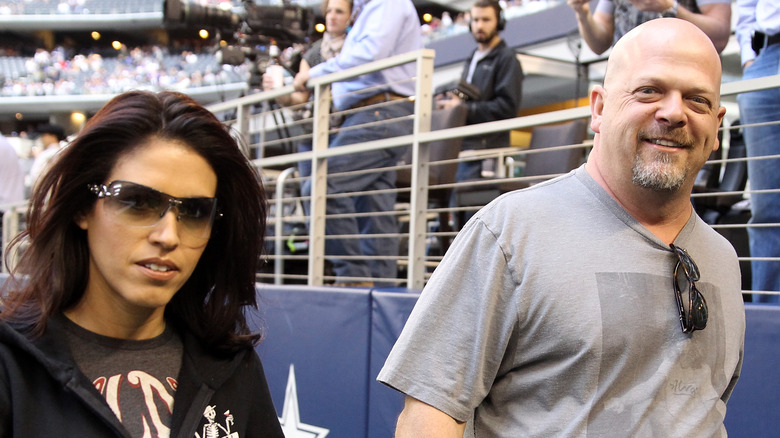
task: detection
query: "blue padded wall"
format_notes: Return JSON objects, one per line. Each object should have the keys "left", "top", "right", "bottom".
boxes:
{"left": 368, "top": 290, "right": 422, "bottom": 437}
{"left": 723, "top": 304, "right": 780, "bottom": 437}
{"left": 252, "top": 287, "right": 779, "bottom": 437}
{"left": 253, "top": 284, "right": 372, "bottom": 437}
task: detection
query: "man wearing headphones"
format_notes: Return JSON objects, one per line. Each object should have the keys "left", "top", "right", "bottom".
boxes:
{"left": 437, "top": 0, "right": 524, "bottom": 186}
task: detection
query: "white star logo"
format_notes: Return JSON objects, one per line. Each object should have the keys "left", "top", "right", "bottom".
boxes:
{"left": 278, "top": 364, "right": 330, "bottom": 438}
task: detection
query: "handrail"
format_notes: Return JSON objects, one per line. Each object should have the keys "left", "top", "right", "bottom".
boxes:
{"left": 208, "top": 49, "right": 435, "bottom": 114}
{"left": 4, "top": 66, "right": 780, "bottom": 292}
{"left": 273, "top": 167, "right": 298, "bottom": 285}
{"left": 1, "top": 202, "right": 26, "bottom": 274}
{"left": 205, "top": 61, "right": 780, "bottom": 289}
{"left": 207, "top": 48, "right": 437, "bottom": 288}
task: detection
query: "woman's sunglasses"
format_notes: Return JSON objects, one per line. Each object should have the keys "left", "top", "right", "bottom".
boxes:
{"left": 88, "top": 180, "right": 218, "bottom": 247}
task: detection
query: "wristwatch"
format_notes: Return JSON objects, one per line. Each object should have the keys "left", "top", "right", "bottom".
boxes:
{"left": 662, "top": 0, "right": 679, "bottom": 17}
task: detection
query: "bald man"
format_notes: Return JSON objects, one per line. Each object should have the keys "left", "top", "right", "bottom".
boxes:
{"left": 378, "top": 18, "right": 745, "bottom": 437}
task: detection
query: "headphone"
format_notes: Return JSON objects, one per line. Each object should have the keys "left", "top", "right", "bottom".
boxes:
{"left": 468, "top": 1, "right": 506, "bottom": 32}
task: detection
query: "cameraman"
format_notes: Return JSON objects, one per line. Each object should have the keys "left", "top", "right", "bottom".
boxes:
{"left": 437, "top": 0, "right": 524, "bottom": 184}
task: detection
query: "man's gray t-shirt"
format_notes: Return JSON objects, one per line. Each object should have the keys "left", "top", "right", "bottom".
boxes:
{"left": 378, "top": 166, "right": 745, "bottom": 437}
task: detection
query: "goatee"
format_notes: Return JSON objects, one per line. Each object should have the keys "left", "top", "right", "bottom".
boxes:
{"left": 632, "top": 148, "right": 688, "bottom": 191}
{"left": 474, "top": 30, "right": 497, "bottom": 45}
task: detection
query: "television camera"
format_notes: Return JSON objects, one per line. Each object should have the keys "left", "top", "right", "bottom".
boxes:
{"left": 164, "top": 0, "right": 317, "bottom": 85}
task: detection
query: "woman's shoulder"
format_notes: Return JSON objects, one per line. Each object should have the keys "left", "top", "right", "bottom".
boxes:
{"left": 0, "top": 318, "right": 72, "bottom": 383}
{"left": 0, "top": 318, "right": 33, "bottom": 349}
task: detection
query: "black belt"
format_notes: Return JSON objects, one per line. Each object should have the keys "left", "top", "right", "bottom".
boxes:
{"left": 752, "top": 31, "right": 780, "bottom": 55}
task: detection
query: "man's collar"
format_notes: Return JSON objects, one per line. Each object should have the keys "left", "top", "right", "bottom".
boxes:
{"left": 351, "top": 0, "right": 372, "bottom": 23}
{"left": 478, "top": 36, "right": 504, "bottom": 53}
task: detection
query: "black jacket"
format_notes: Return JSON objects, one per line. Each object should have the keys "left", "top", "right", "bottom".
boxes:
{"left": 0, "top": 317, "right": 284, "bottom": 437}
{"left": 461, "top": 39, "right": 524, "bottom": 150}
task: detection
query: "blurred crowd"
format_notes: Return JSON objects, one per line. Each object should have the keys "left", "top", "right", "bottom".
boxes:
{"left": 0, "top": 46, "right": 248, "bottom": 97}
{"left": 421, "top": 0, "right": 555, "bottom": 42}
{"left": 0, "top": 0, "right": 562, "bottom": 97}
{"left": 0, "top": 0, "right": 85, "bottom": 15}
{"left": 2, "top": 123, "right": 76, "bottom": 201}
{"left": 0, "top": 0, "right": 162, "bottom": 15}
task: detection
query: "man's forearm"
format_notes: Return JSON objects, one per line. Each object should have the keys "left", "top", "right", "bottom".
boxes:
{"left": 395, "top": 397, "right": 466, "bottom": 438}
{"left": 575, "top": 11, "right": 615, "bottom": 55}
{"left": 676, "top": 3, "right": 731, "bottom": 53}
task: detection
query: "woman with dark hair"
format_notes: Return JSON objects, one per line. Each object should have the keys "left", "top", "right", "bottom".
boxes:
{"left": 0, "top": 90, "right": 284, "bottom": 437}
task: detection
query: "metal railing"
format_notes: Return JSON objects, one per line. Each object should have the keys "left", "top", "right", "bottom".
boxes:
{"left": 205, "top": 56, "right": 780, "bottom": 295}
{"left": 3, "top": 54, "right": 779, "bottom": 299}
{"left": 208, "top": 49, "right": 437, "bottom": 289}
{"left": 1, "top": 201, "right": 26, "bottom": 273}
{"left": 206, "top": 51, "right": 594, "bottom": 289}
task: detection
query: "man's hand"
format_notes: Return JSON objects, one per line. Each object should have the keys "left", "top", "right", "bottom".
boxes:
{"left": 261, "top": 72, "right": 277, "bottom": 92}
{"left": 435, "top": 93, "right": 462, "bottom": 110}
{"left": 629, "top": 0, "right": 675, "bottom": 13}
{"left": 293, "top": 70, "right": 310, "bottom": 92}
{"left": 567, "top": 0, "right": 591, "bottom": 16}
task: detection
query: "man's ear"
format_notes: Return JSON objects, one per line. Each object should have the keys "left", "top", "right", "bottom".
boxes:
{"left": 712, "top": 106, "right": 727, "bottom": 152}
{"left": 590, "top": 85, "right": 606, "bottom": 134}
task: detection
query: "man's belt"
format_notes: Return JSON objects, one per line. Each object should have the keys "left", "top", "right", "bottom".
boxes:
{"left": 351, "top": 92, "right": 407, "bottom": 110}
{"left": 752, "top": 31, "right": 780, "bottom": 55}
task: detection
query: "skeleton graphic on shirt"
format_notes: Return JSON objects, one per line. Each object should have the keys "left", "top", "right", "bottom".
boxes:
{"left": 195, "top": 405, "right": 238, "bottom": 438}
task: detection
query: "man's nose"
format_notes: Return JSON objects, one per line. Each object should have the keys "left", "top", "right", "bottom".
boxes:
{"left": 656, "top": 93, "right": 687, "bottom": 128}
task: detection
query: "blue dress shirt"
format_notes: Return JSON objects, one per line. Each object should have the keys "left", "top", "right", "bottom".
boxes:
{"left": 306, "top": 0, "right": 422, "bottom": 111}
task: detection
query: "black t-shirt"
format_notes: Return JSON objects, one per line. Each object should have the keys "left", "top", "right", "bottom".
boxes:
{"left": 61, "top": 315, "right": 183, "bottom": 437}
